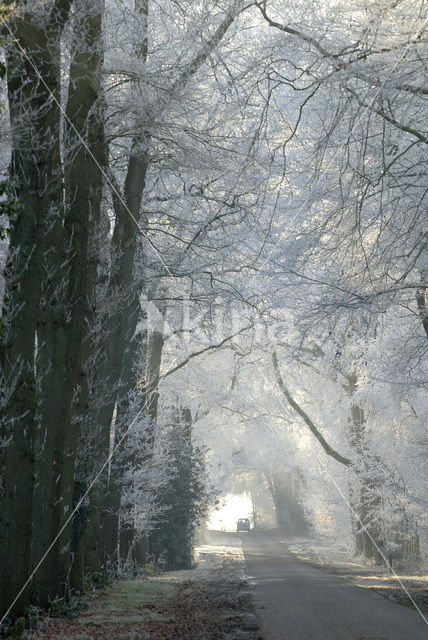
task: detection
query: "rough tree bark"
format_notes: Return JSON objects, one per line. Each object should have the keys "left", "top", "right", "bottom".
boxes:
{"left": 119, "top": 299, "right": 166, "bottom": 567}
{"left": 32, "top": 0, "right": 105, "bottom": 603}
{"left": 345, "top": 375, "right": 385, "bottom": 562}
{"left": 59, "top": 0, "right": 106, "bottom": 590}
{"left": 0, "top": 1, "right": 71, "bottom": 616}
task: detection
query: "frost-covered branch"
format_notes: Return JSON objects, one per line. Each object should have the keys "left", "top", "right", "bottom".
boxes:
{"left": 272, "top": 350, "right": 353, "bottom": 467}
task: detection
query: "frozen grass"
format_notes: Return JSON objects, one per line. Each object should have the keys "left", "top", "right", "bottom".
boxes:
{"left": 26, "top": 579, "right": 176, "bottom": 639}
{"left": 25, "top": 532, "right": 259, "bottom": 640}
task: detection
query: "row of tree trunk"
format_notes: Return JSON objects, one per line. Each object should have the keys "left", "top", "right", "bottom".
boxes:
{"left": 1, "top": 0, "right": 242, "bottom": 617}
{"left": 0, "top": 0, "right": 162, "bottom": 618}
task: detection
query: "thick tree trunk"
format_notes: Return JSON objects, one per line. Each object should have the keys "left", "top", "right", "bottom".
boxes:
{"left": 92, "top": 148, "right": 150, "bottom": 488}
{"left": 0, "top": 4, "right": 69, "bottom": 616}
{"left": 57, "top": 0, "right": 105, "bottom": 593}
{"left": 144, "top": 302, "right": 166, "bottom": 426}
{"left": 346, "top": 375, "right": 384, "bottom": 563}
{"left": 84, "top": 274, "right": 148, "bottom": 571}
{"left": 119, "top": 304, "right": 165, "bottom": 566}
{"left": 103, "top": 315, "right": 146, "bottom": 568}
{"left": 31, "top": 0, "right": 105, "bottom": 604}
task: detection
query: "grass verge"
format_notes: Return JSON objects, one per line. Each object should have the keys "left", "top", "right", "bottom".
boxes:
{"left": 22, "top": 533, "right": 262, "bottom": 640}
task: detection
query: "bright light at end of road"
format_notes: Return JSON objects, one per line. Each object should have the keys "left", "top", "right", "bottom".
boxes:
{"left": 208, "top": 492, "right": 253, "bottom": 531}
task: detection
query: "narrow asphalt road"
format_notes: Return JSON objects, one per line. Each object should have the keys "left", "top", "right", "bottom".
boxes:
{"left": 239, "top": 531, "right": 428, "bottom": 640}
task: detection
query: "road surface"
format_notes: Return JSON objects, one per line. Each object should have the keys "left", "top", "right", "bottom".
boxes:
{"left": 239, "top": 531, "right": 428, "bottom": 640}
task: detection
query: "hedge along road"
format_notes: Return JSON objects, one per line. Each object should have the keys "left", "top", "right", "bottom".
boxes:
{"left": 238, "top": 531, "right": 428, "bottom": 640}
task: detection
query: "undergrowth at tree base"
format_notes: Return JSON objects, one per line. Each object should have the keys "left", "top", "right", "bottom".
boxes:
{"left": 0, "top": 571, "right": 111, "bottom": 639}
{"left": 5, "top": 542, "right": 262, "bottom": 639}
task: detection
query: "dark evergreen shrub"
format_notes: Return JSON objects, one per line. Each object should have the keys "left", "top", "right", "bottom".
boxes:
{"left": 150, "top": 419, "right": 212, "bottom": 570}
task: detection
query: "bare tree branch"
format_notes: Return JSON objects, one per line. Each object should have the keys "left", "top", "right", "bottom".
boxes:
{"left": 272, "top": 350, "right": 353, "bottom": 467}
{"left": 160, "top": 324, "right": 253, "bottom": 380}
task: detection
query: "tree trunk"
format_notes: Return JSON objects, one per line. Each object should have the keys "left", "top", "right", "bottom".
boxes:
{"left": 346, "top": 375, "right": 384, "bottom": 563}
{"left": 119, "top": 302, "right": 165, "bottom": 566}
{"left": 85, "top": 268, "right": 148, "bottom": 571}
{"left": 34, "top": 0, "right": 105, "bottom": 602}
{"left": 268, "top": 469, "right": 307, "bottom": 534}
{"left": 0, "top": 4, "right": 69, "bottom": 616}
